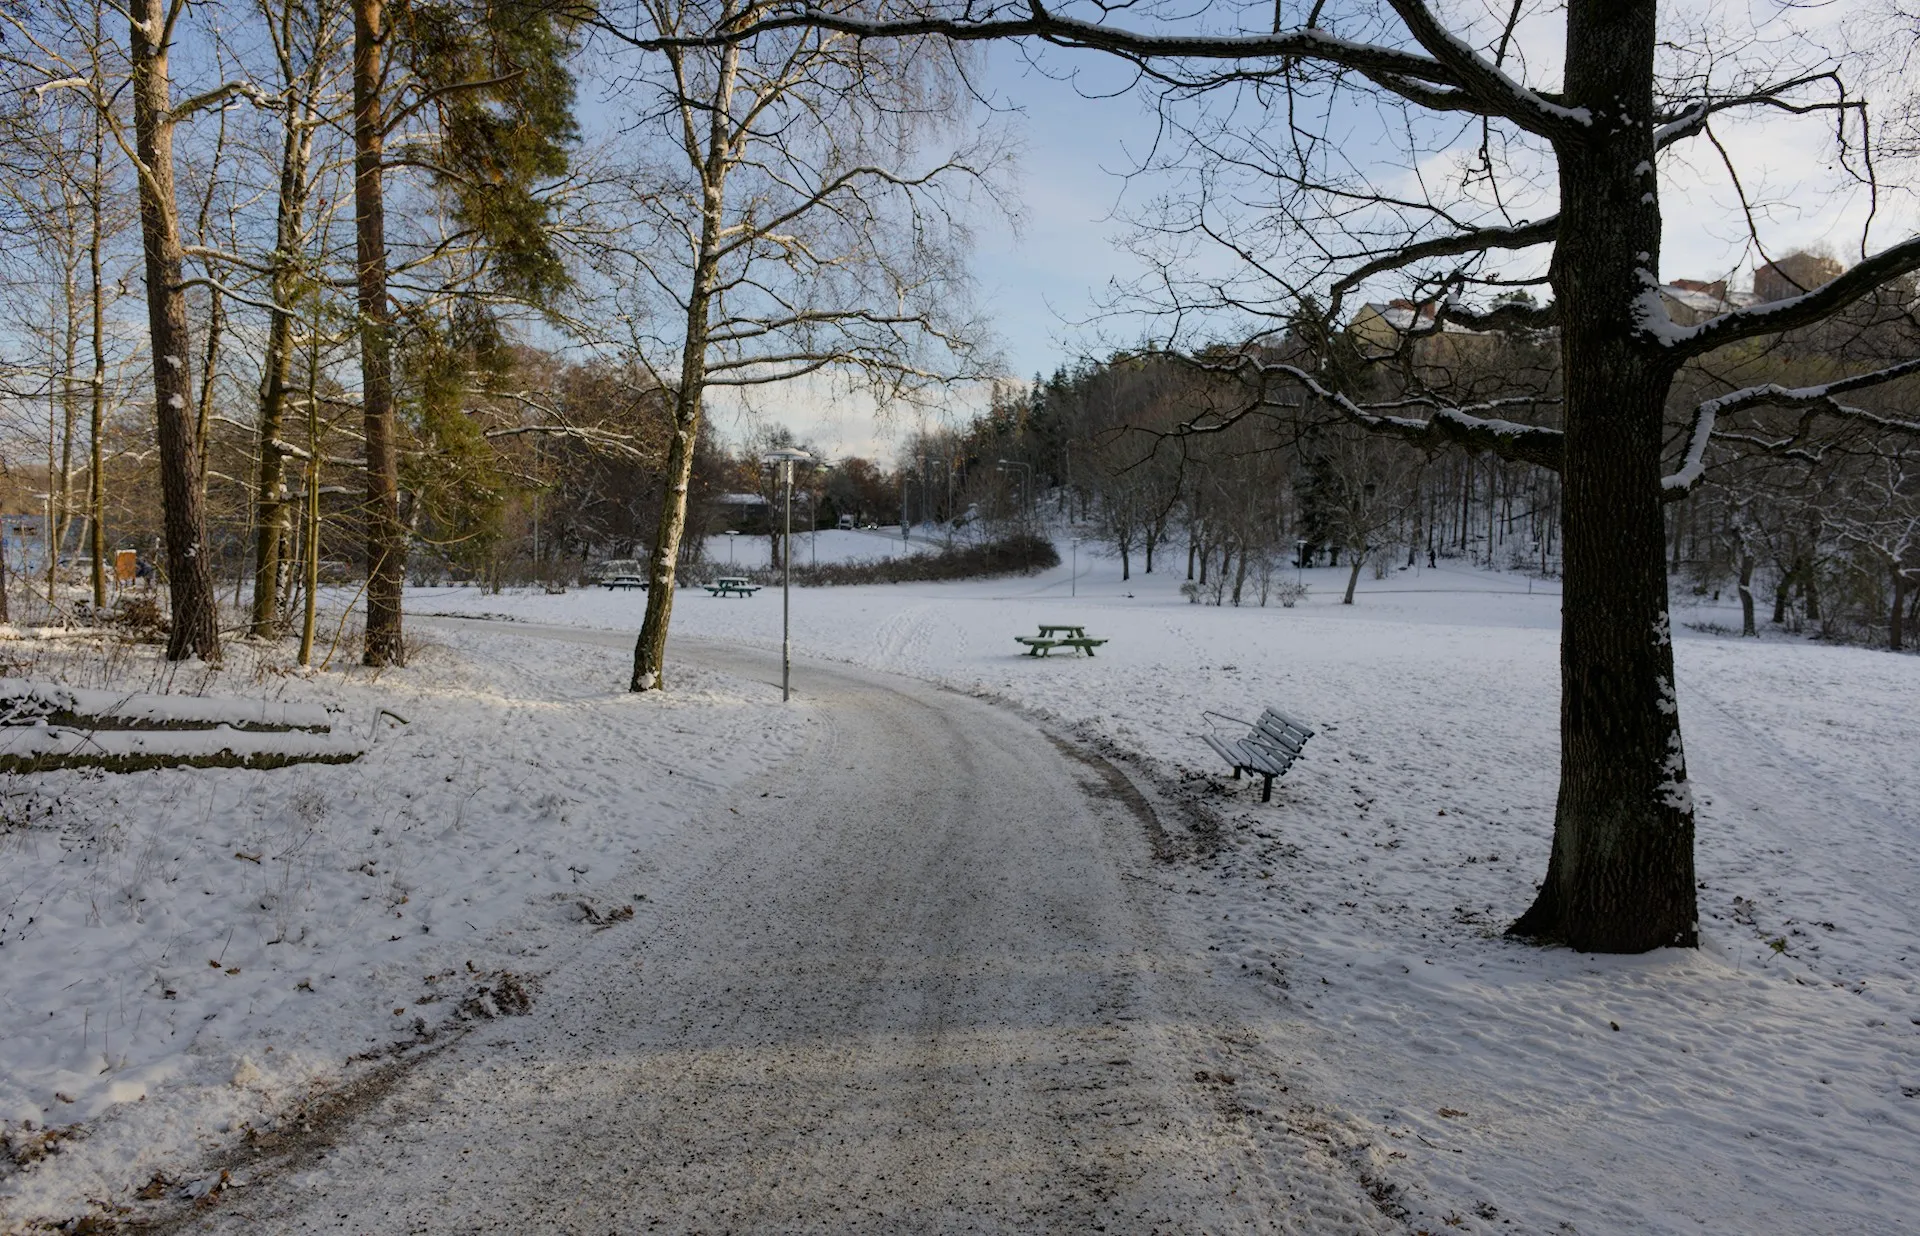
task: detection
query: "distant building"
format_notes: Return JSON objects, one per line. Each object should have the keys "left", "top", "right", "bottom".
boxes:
{"left": 1348, "top": 299, "right": 1490, "bottom": 354}
{"left": 713, "top": 492, "right": 771, "bottom": 533}
{"left": 1657, "top": 278, "right": 1754, "bottom": 326}
{"left": 1753, "top": 252, "right": 1844, "bottom": 304}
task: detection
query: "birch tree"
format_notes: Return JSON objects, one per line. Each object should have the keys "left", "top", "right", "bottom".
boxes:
{"left": 596, "top": 0, "right": 1001, "bottom": 692}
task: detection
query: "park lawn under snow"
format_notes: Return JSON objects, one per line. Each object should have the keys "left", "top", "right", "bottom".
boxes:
{"left": 0, "top": 622, "right": 813, "bottom": 1226}
{"left": 417, "top": 535, "right": 1920, "bottom": 1234}
{"left": 1, "top": 526, "right": 1915, "bottom": 1233}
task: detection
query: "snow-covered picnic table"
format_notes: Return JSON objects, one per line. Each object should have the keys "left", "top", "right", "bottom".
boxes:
{"left": 1014, "top": 622, "right": 1108, "bottom": 656}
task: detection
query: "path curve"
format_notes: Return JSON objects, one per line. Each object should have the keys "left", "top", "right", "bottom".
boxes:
{"left": 195, "top": 621, "right": 1389, "bottom": 1234}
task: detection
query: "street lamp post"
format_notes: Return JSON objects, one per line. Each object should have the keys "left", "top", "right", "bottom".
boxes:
{"left": 995, "top": 459, "right": 1034, "bottom": 528}
{"left": 1296, "top": 539, "right": 1308, "bottom": 583}
{"left": 762, "top": 447, "right": 812, "bottom": 702}
{"left": 724, "top": 529, "right": 739, "bottom": 565}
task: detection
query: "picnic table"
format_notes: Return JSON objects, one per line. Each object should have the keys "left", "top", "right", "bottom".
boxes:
{"left": 1014, "top": 623, "right": 1108, "bottom": 657}
{"left": 705, "top": 577, "right": 761, "bottom": 598}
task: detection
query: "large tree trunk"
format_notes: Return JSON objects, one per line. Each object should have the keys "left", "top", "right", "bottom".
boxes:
{"left": 1509, "top": 0, "right": 1695, "bottom": 952}
{"left": 129, "top": 0, "right": 220, "bottom": 661}
{"left": 252, "top": 296, "right": 295, "bottom": 636}
{"left": 1891, "top": 562, "right": 1907, "bottom": 652}
{"left": 89, "top": 104, "right": 109, "bottom": 612}
{"left": 630, "top": 386, "right": 702, "bottom": 692}
{"left": 252, "top": 99, "right": 313, "bottom": 639}
{"left": 356, "top": 0, "right": 405, "bottom": 666}
{"left": 1737, "top": 550, "right": 1756, "bottom": 637}
{"left": 631, "top": 45, "right": 738, "bottom": 694}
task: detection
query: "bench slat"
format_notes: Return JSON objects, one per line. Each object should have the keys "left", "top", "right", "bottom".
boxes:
{"left": 1199, "top": 703, "right": 1313, "bottom": 801}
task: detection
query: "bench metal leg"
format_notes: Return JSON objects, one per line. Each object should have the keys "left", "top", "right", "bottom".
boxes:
{"left": 1261, "top": 773, "right": 1275, "bottom": 802}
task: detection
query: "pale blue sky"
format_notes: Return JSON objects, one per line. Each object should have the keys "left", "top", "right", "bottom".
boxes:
{"left": 707, "top": 24, "right": 1913, "bottom": 464}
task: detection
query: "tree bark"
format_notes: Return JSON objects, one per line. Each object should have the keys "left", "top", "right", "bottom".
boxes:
{"left": 89, "top": 103, "right": 109, "bottom": 612}
{"left": 1509, "top": 0, "right": 1695, "bottom": 952}
{"left": 632, "top": 43, "right": 739, "bottom": 694}
{"left": 1891, "top": 563, "right": 1906, "bottom": 652}
{"left": 129, "top": 0, "right": 220, "bottom": 661}
{"left": 252, "top": 86, "right": 315, "bottom": 638}
{"left": 1737, "top": 551, "right": 1756, "bottom": 637}
{"left": 356, "top": 0, "right": 405, "bottom": 666}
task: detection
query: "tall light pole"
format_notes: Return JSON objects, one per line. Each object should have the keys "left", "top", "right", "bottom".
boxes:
{"left": 762, "top": 448, "right": 811, "bottom": 702}
{"left": 724, "top": 529, "right": 739, "bottom": 565}
{"left": 996, "top": 459, "right": 1034, "bottom": 528}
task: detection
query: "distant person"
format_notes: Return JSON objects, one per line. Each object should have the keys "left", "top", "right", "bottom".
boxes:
{"left": 135, "top": 555, "right": 152, "bottom": 584}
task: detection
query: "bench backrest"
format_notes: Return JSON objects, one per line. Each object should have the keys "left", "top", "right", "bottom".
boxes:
{"left": 1251, "top": 707, "right": 1313, "bottom": 757}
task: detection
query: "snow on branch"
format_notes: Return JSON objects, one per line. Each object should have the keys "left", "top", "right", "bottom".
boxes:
{"left": 1663, "top": 357, "right": 1920, "bottom": 497}
{"left": 1327, "top": 216, "right": 1558, "bottom": 320}
{"left": 1379, "top": 0, "right": 1588, "bottom": 133}
{"left": 1188, "top": 355, "right": 1563, "bottom": 470}
{"left": 1655, "top": 234, "right": 1920, "bottom": 358}
{"left": 1654, "top": 71, "right": 1857, "bottom": 151}
{"left": 619, "top": 1, "right": 1584, "bottom": 136}
{"left": 482, "top": 424, "right": 655, "bottom": 462}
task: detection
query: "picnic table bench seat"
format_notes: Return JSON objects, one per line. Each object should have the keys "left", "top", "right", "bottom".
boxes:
{"left": 705, "top": 577, "right": 761, "bottom": 597}
{"left": 1200, "top": 706, "right": 1314, "bottom": 801}
{"left": 1014, "top": 631, "right": 1108, "bottom": 656}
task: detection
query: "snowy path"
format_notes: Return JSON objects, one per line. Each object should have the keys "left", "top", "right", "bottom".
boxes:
{"left": 192, "top": 622, "right": 1391, "bottom": 1233}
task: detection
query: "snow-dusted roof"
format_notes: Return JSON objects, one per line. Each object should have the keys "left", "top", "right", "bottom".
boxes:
{"left": 1353, "top": 301, "right": 1489, "bottom": 336}
{"left": 1657, "top": 283, "right": 1754, "bottom": 317}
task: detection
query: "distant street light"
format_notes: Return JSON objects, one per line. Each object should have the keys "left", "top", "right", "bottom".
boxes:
{"left": 724, "top": 529, "right": 740, "bottom": 565}
{"left": 995, "top": 459, "right": 1034, "bottom": 526}
{"left": 1296, "top": 539, "right": 1308, "bottom": 583}
{"left": 762, "top": 447, "right": 813, "bottom": 702}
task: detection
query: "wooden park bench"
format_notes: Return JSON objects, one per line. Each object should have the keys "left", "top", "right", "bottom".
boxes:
{"left": 1013, "top": 623, "right": 1109, "bottom": 657}
{"left": 705, "top": 577, "right": 762, "bottom": 597}
{"left": 1199, "top": 706, "right": 1314, "bottom": 801}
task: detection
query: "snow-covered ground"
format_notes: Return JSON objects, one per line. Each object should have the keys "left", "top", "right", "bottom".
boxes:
{"left": 3, "top": 533, "right": 1917, "bottom": 1232}
{"left": 0, "top": 622, "right": 813, "bottom": 1225}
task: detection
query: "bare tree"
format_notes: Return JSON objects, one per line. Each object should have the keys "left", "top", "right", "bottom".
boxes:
{"left": 594, "top": 0, "right": 1002, "bottom": 692}
{"left": 249, "top": 0, "right": 349, "bottom": 637}
{"left": 695, "top": 0, "right": 1920, "bottom": 951}
{"left": 4, "top": 0, "right": 248, "bottom": 658}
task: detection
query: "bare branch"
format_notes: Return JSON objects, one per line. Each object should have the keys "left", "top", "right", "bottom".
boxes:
{"left": 1659, "top": 234, "right": 1920, "bottom": 358}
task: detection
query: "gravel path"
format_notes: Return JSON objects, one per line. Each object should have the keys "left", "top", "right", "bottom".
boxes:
{"left": 195, "top": 624, "right": 1390, "bottom": 1233}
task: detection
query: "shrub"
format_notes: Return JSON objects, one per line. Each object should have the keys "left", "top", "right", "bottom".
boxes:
{"left": 729, "top": 535, "right": 1060, "bottom": 587}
